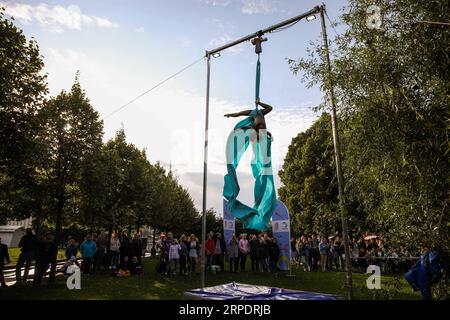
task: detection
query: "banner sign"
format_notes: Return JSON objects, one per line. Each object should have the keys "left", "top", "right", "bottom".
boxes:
{"left": 223, "top": 199, "right": 235, "bottom": 253}
{"left": 271, "top": 200, "right": 291, "bottom": 271}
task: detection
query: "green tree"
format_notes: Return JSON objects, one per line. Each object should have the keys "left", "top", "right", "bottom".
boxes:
{"left": 287, "top": 0, "right": 448, "bottom": 297}
{"left": 0, "top": 7, "right": 47, "bottom": 224}
{"left": 279, "top": 113, "right": 341, "bottom": 235}
{"left": 37, "top": 76, "right": 103, "bottom": 279}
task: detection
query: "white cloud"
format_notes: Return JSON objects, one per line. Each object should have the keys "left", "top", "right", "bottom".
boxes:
{"left": 199, "top": 0, "right": 279, "bottom": 15}
{"left": 198, "top": 0, "right": 232, "bottom": 7}
{"left": 208, "top": 34, "right": 243, "bottom": 54}
{"left": 241, "top": 0, "right": 278, "bottom": 15}
{"left": 1, "top": 2, "right": 118, "bottom": 32}
{"left": 134, "top": 26, "right": 145, "bottom": 33}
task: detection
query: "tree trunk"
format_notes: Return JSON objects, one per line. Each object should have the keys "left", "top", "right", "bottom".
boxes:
{"left": 34, "top": 208, "right": 41, "bottom": 237}
{"left": 151, "top": 227, "right": 157, "bottom": 257}
{"left": 136, "top": 217, "right": 141, "bottom": 233}
{"left": 152, "top": 227, "right": 156, "bottom": 249}
{"left": 90, "top": 210, "right": 94, "bottom": 235}
{"left": 49, "top": 194, "right": 64, "bottom": 283}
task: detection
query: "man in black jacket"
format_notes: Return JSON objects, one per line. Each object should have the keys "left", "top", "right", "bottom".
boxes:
{"left": 269, "top": 237, "right": 280, "bottom": 272}
{"left": 128, "top": 233, "right": 143, "bottom": 266}
{"left": 33, "top": 233, "right": 57, "bottom": 286}
{"left": 213, "top": 233, "right": 226, "bottom": 272}
{"left": 15, "top": 228, "right": 38, "bottom": 284}
{"left": 249, "top": 235, "right": 260, "bottom": 272}
{"left": 0, "top": 237, "right": 10, "bottom": 287}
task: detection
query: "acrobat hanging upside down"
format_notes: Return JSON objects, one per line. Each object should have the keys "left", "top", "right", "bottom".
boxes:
{"left": 222, "top": 97, "right": 277, "bottom": 231}
{"left": 224, "top": 98, "right": 273, "bottom": 141}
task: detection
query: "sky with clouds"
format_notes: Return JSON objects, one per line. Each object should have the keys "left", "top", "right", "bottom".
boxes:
{"left": 1, "top": 0, "right": 348, "bottom": 216}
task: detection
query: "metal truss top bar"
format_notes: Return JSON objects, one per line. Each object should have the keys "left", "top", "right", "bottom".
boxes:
{"left": 205, "top": 5, "right": 321, "bottom": 57}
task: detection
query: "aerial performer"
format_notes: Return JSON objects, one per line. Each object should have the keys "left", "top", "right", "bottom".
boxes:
{"left": 223, "top": 96, "right": 277, "bottom": 231}
{"left": 222, "top": 35, "right": 278, "bottom": 231}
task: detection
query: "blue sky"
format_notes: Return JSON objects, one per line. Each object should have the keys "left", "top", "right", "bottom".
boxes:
{"left": 2, "top": 0, "right": 349, "bottom": 214}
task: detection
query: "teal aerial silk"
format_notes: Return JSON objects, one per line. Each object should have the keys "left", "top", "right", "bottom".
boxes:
{"left": 223, "top": 57, "right": 277, "bottom": 230}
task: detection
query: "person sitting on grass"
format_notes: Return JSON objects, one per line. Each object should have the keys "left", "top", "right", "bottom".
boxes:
{"left": 113, "top": 256, "right": 130, "bottom": 277}
{"left": 129, "top": 256, "right": 143, "bottom": 275}
{"left": 62, "top": 256, "right": 78, "bottom": 276}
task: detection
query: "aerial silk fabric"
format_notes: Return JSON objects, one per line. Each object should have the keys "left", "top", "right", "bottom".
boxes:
{"left": 184, "top": 282, "right": 340, "bottom": 300}
{"left": 223, "top": 56, "right": 276, "bottom": 230}
{"left": 405, "top": 249, "right": 442, "bottom": 299}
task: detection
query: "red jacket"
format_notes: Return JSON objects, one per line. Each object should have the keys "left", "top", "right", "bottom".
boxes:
{"left": 205, "top": 239, "right": 215, "bottom": 256}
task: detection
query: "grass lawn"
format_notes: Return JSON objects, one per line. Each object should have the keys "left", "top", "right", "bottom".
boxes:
{"left": 0, "top": 257, "right": 420, "bottom": 300}
{"left": 5, "top": 248, "right": 67, "bottom": 268}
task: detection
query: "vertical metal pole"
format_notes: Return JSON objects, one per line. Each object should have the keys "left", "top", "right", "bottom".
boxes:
{"left": 201, "top": 54, "right": 211, "bottom": 288}
{"left": 320, "top": 5, "right": 353, "bottom": 300}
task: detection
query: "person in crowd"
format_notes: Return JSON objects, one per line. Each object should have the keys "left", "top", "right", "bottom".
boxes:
{"left": 15, "top": 228, "right": 38, "bottom": 284}
{"left": 338, "top": 236, "right": 346, "bottom": 270}
{"left": 157, "top": 232, "right": 166, "bottom": 260}
{"left": 238, "top": 234, "right": 250, "bottom": 272}
{"left": 310, "top": 235, "right": 319, "bottom": 270}
{"left": 33, "top": 233, "right": 57, "bottom": 286}
{"left": 129, "top": 233, "right": 143, "bottom": 267}
{"left": 358, "top": 238, "right": 368, "bottom": 271}
{"left": 65, "top": 238, "right": 78, "bottom": 260}
{"left": 163, "top": 232, "right": 174, "bottom": 274}
{"left": 168, "top": 239, "right": 181, "bottom": 275}
{"left": 94, "top": 232, "right": 107, "bottom": 272}
{"left": 367, "top": 238, "right": 379, "bottom": 256}
{"left": 249, "top": 234, "right": 260, "bottom": 272}
{"left": 205, "top": 233, "right": 215, "bottom": 271}
{"left": 290, "top": 237, "right": 298, "bottom": 266}
{"left": 213, "top": 233, "right": 226, "bottom": 272}
{"left": 228, "top": 234, "right": 239, "bottom": 273}
{"left": 331, "top": 237, "right": 340, "bottom": 271}
{"left": 65, "top": 238, "right": 80, "bottom": 268}
{"left": 259, "top": 235, "right": 269, "bottom": 272}
{"left": 319, "top": 236, "right": 329, "bottom": 272}
{"left": 268, "top": 237, "right": 280, "bottom": 272}
{"left": 80, "top": 234, "right": 96, "bottom": 275}
{"left": 188, "top": 234, "right": 199, "bottom": 273}
{"left": 179, "top": 235, "right": 188, "bottom": 275}
{"left": 109, "top": 232, "right": 121, "bottom": 269}
{"left": 155, "top": 233, "right": 166, "bottom": 275}
{"left": 294, "top": 237, "right": 301, "bottom": 269}
{"left": 0, "top": 236, "right": 10, "bottom": 287}
{"left": 299, "top": 236, "right": 311, "bottom": 271}
{"left": 119, "top": 232, "right": 130, "bottom": 268}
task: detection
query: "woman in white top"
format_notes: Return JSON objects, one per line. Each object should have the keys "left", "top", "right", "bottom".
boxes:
{"left": 109, "top": 233, "right": 121, "bottom": 269}
{"left": 188, "top": 234, "right": 199, "bottom": 273}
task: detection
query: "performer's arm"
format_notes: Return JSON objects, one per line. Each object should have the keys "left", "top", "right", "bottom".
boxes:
{"left": 224, "top": 110, "right": 252, "bottom": 118}
{"left": 256, "top": 99, "right": 273, "bottom": 115}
